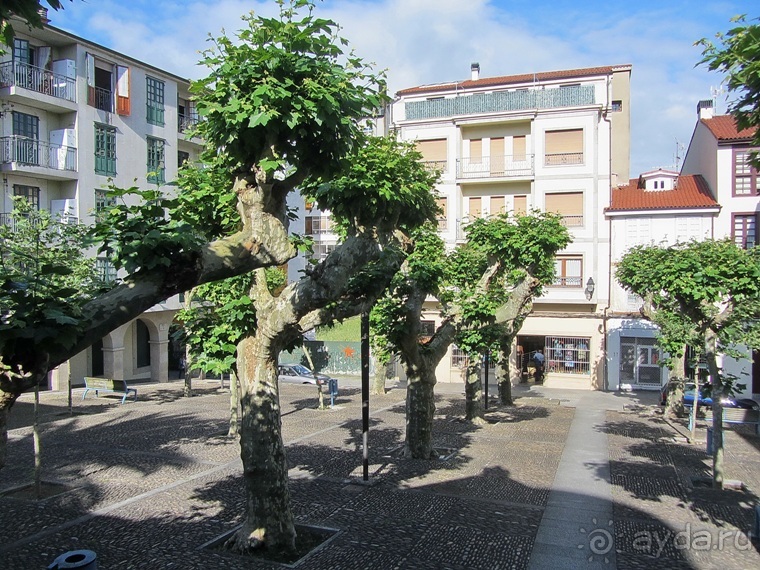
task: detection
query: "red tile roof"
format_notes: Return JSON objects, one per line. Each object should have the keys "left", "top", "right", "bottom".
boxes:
{"left": 606, "top": 175, "right": 719, "bottom": 212}
{"left": 701, "top": 115, "right": 757, "bottom": 141}
{"left": 396, "top": 65, "right": 631, "bottom": 96}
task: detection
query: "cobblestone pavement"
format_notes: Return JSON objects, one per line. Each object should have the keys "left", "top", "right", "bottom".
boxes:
{"left": 0, "top": 380, "right": 758, "bottom": 569}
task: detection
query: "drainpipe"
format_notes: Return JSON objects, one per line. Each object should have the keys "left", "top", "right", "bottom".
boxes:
{"left": 601, "top": 75, "right": 614, "bottom": 392}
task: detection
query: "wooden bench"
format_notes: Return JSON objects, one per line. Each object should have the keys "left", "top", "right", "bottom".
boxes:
{"left": 704, "top": 408, "right": 760, "bottom": 435}
{"left": 82, "top": 377, "right": 137, "bottom": 405}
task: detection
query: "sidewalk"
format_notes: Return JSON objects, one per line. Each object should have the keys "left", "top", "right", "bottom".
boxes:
{"left": 0, "top": 380, "right": 758, "bottom": 569}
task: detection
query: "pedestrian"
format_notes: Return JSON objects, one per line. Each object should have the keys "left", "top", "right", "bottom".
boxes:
{"left": 532, "top": 350, "right": 545, "bottom": 383}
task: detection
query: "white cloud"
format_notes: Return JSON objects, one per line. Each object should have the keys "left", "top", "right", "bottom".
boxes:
{"left": 51, "top": 0, "right": 753, "bottom": 176}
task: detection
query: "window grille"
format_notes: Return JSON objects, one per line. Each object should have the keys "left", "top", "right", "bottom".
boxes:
{"left": 544, "top": 336, "right": 590, "bottom": 375}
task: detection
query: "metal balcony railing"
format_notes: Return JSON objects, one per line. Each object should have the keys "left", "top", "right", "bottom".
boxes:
{"left": 544, "top": 152, "right": 583, "bottom": 166}
{"left": 559, "top": 215, "right": 583, "bottom": 227}
{"left": 457, "top": 154, "right": 534, "bottom": 179}
{"left": 0, "top": 135, "right": 77, "bottom": 171}
{"left": 178, "top": 113, "right": 199, "bottom": 133}
{"left": 551, "top": 276, "right": 582, "bottom": 287}
{"left": 421, "top": 160, "right": 447, "bottom": 174}
{"left": 405, "top": 85, "right": 595, "bottom": 121}
{"left": 88, "top": 86, "right": 113, "bottom": 112}
{"left": 0, "top": 61, "right": 76, "bottom": 102}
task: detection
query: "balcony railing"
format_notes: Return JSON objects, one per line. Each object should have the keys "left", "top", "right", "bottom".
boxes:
{"left": 559, "top": 215, "right": 583, "bottom": 227}
{"left": 421, "top": 160, "right": 447, "bottom": 174}
{"left": 178, "top": 113, "right": 199, "bottom": 133}
{"left": 0, "top": 61, "right": 76, "bottom": 102}
{"left": 88, "top": 86, "right": 113, "bottom": 112}
{"left": 544, "top": 152, "right": 583, "bottom": 166}
{"left": 457, "top": 154, "right": 534, "bottom": 179}
{"left": 0, "top": 135, "right": 77, "bottom": 171}
{"left": 405, "top": 85, "right": 595, "bottom": 121}
{"left": 552, "top": 276, "right": 582, "bottom": 287}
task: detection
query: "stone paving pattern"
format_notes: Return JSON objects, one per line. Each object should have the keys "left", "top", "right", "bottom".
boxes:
{"left": 0, "top": 379, "right": 758, "bottom": 569}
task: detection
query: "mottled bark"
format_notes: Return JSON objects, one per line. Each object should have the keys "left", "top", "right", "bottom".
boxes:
{"left": 229, "top": 332, "right": 296, "bottom": 553}
{"left": 464, "top": 359, "right": 485, "bottom": 424}
{"left": 403, "top": 357, "right": 438, "bottom": 459}
{"left": 0, "top": 390, "right": 13, "bottom": 470}
{"left": 370, "top": 354, "right": 390, "bottom": 395}
{"left": 705, "top": 329, "right": 725, "bottom": 489}
{"left": 496, "top": 343, "right": 513, "bottom": 406}
{"left": 664, "top": 355, "right": 686, "bottom": 417}
{"left": 183, "top": 345, "right": 193, "bottom": 398}
{"left": 228, "top": 369, "right": 240, "bottom": 437}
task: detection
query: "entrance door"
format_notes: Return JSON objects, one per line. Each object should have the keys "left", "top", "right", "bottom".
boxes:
{"left": 620, "top": 337, "right": 661, "bottom": 387}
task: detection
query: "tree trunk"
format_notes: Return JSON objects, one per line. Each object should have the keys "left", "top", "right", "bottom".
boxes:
{"left": 0, "top": 390, "right": 15, "bottom": 470}
{"left": 464, "top": 358, "right": 485, "bottom": 423}
{"left": 403, "top": 359, "right": 437, "bottom": 458}
{"left": 496, "top": 340, "right": 513, "bottom": 405}
{"left": 705, "top": 329, "right": 724, "bottom": 489}
{"left": 33, "top": 382, "right": 41, "bottom": 499}
{"left": 228, "top": 369, "right": 240, "bottom": 437}
{"left": 227, "top": 333, "right": 296, "bottom": 553}
{"left": 370, "top": 353, "right": 390, "bottom": 395}
{"left": 183, "top": 345, "right": 193, "bottom": 398}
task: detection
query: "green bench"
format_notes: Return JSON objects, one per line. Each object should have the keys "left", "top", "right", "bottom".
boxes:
{"left": 82, "top": 377, "right": 137, "bottom": 405}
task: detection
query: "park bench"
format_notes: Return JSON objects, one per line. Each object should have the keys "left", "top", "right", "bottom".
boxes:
{"left": 82, "top": 377, "right": 137, "bottom": 405}
{"left": 703, "top": 408, "right": 760, "bottom": 435}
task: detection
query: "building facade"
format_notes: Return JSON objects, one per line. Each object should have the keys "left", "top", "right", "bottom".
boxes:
{"left": 0, "top": 14, "right": 202, "bottom": 388}
{"left": 389, "top": 63, "right": 631, "bottom": 389}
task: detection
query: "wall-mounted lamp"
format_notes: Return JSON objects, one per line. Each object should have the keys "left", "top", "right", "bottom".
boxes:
{"left": 584, "top": 277, "right": 595, "bottom": 300}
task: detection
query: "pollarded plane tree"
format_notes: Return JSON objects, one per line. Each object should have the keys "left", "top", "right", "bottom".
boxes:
{"left": 617, "top": 239, "right": 760, "bottom": 488}
{"left": 372, "top": 212, "right": 570, "bottom": 459}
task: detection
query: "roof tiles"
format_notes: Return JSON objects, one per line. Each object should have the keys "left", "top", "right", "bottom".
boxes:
{"left": 702, "top": 115, "right": 757, "bottom": 141}
{"left": 606, "top": 175, "right": 719, "bottom": 212}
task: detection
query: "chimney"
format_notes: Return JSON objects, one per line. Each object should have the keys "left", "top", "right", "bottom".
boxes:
{"left": 697, "top": 99, "right": 714, "bottom": 120}
{"left": 471, "top": 62, "right": 480, "bottom": 81}
{"left": 38, "top": 7, "right": 50, "bottom": 24}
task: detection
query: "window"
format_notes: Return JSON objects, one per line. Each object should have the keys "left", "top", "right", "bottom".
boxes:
{"left": 490, "top": 196, "right": 505, "bottom": 215}
{"left": 451, "top": 345, "right": 469, "bottom": 369}
{"left": 733, "top": 213, "right": 757, "bottom": 249}
{"left": 13, "top": 38, "right": 33, "bottom": 66}
{"left": 95, "top": 189, "right": 116, "bottom": 218}
{"left": 11, "top": 111, "right": 39, "bottom": 165}
{"left": 437, "top": 197, "right": 448, "bottom": 230}
{"left": 514, "top": 195, "right": 527, "bottom": 215}
{"left": 545, "top": 336, "right": 590, "bottom": 375}
{"left": 545, "top": 129, "right": 583, "bottom": 165}
{"left": 85, "top": 54, "right": 114, "bottom": 112}
{"left": 96, "top": 257, "right": 117, "bottom": 283}
{"left": 490, "top": 137, "right": 505, "bottom": 175}
{"left": 552, "top": 256, "right": 582, "bottom": 287}
{"left": 733, "top": 148, "right": 758, "bottom": 196}
{"left": 420, "top": 320, "right": 436, "bottom": 337}
{"left": 611, "top": 100, "right": 623, "bottom": 112}
{"left": 513, "top": 135, "right": 526, "bottom": 161}
{"left": 147, "top": 137, "right": 165, "bottom": 184}
{"left": 469, "top": 139, "right": 482, "bottom": 164}
{"left": 468, "top": 197, "right": 482, "bottom": 218}
{"left": 545, "top": 191, "right": 583, "bottom": 226}
{"left": 146, "top": 76, "right": 165, "bottom": 126}
{"left": 311, "top": 243, "right": 336, "bottom": 261}
{"left": 94, "top": 124, "right": 116, "bottom": 175}
{"left": 415, "top": 138, "right": 447, "bottom": 172}
{"left": 178, "top": 150, "right": 190, "bottom": 167}
{"left": 13, "top": 185, "right": 40, "bottom": 210}
{"left": 305, "top": 216, "right": 332, "bottom": 235}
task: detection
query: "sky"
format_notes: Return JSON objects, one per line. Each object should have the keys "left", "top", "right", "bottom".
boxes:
{"left": 48, "top": 0, "right": 757, "bottom": 178}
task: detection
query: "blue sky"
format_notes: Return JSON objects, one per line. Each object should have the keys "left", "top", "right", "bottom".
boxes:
{"left": 49, "top": 0, "right": 757, "bottom": 177}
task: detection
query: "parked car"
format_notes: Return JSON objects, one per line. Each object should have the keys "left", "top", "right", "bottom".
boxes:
{"left": 277, "top": 364, "right": 333, "bottom": 387}
{"left": 659, "top": 381, "right": 759, "bottom": 410}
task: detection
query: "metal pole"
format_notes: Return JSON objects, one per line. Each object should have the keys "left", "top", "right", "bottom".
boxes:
{"left": 483, "top": 352, "right": 489, "bottom": 410}
{"left": 361, "top": 310, "right": 370, "bottom": 481}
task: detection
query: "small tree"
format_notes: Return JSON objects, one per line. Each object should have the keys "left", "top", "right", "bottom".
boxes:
{"left": 617, "top": 239, "right": 760, "bottom": 488}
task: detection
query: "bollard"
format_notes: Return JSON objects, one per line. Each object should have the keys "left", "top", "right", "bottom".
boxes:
{"left": 48, "top": 550, "right": 97, "bottom": 570}
{"left": 706, "top": 427, "right": 713, "bottom": 455}
{"left": 328, "top": 378, "right": 338, "bottom": 408}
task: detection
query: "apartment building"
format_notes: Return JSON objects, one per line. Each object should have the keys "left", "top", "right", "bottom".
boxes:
{"left": 680, "top": 100, "right": 760, "bottom": 396}
{"left": 605, "top": 169, "right": 720, "bottom": 390}
{"left": 390, "top": 63, "right": 632, "bottom": 389}
{"left": 0, "top": 13, "right": 202, "bottom": 389}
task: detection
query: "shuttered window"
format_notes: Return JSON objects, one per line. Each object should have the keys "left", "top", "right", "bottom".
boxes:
{"left": 545, "top": 192, "right": 583, "bottom": 226}
{"left": 513, "top": 135, "right": 526, "bottom": 160}
{"left": 490, "top": 196, "right": 505, "bottom": 215}
{"left": 514, "top": 195, "right": 527, "bottom": 215}
{"left": 416, "top": 139, "right": 447, "bottom": 172}
{"left": 490, "top": 138, "right": 505, "bottom": 175}
{"left": 545, "top": 129, "right": 583, "bottom": 165}
{"left": 468, "top": 197, "right": 482, "bottom": 218}
{"left": 469, "top": 139, "right": 482, "bottom": 163}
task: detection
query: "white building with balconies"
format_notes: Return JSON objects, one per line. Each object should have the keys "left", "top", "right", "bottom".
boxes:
{"left": 0, "top": 12, "right": 202, "bottom": 389}
{"left": 391, "top": 63, "right": 632, "bottom": 389}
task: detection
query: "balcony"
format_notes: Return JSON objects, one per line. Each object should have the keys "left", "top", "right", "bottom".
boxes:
{"left": 457, "top": 154, "right": 534, "bottom": 180}
{"left": 88, "top": 86, "right": 113, "bottom": 112}
{"left": 559, "top": 215, "right": 583, "bottom": 227}
{"left": 0, "top": 136, "right": 77, "bottom": 178}
{"left": 0, "top": 61, "right": 77, "bottom": 111}
{"left": 405, "top": 85, "right": 595, "bottom": 121}
{"left": 544, "top": 152, "right": 583, "bottom": 166}
{"left": 178, "top": 113, "right": 199, "bottom": 133}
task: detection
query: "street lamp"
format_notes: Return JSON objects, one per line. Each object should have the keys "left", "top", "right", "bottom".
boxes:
{"left": 584, "top": 277, "right": 595, "bottom": 300}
